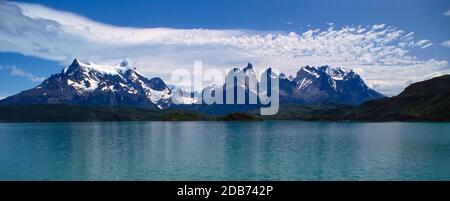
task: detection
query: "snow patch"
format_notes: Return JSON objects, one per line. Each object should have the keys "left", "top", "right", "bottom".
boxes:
{"left": 325, "top": 67, "right": 353, "bottom": 81}
{"left": 138, "top": 79, "right": 171, "bottom": 105}
{"left": 297, "top": 78, "right": 312, "bottom": 89}
{"left": 171, "top": 88, "right": 199, "bottom": 104}
{"left": 67, "top": 78, "right": 98, "bottom": 92}
{"left": 302, "top": 67, "right": 320, "bottom": 78}
{"left": 77, "top": 60, "right": 129, "bottom": 76}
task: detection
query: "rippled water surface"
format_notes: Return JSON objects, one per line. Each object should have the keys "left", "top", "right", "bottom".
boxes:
{"left": 1, "top": 121, "right": 449, "bottom": 180}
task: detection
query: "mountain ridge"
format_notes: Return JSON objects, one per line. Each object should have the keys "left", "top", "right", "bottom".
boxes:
{"left": 280, "top": 65, "right": 384, "bottom": 105}
{"left": 0, "top": 73, "right": 448, "bottom": 122}
{"left": 0, "top": 59, "right": 385, "bottom": 115}
{"left": 0, "top": 59, "right": 196, "bottom": 109}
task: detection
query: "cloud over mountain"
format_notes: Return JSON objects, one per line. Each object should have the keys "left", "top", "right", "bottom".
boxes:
{"left": 0, "top": 1, "right": 449, "bottom": 96}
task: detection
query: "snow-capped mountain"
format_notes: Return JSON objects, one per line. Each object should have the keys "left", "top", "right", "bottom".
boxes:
{"left": 179, "top": 63, "right": 264, "bottom": 115}
{"left": 0, "top": 59, "right": 195, "bottom": 109}
{"left": 280, "top": 65, "right": 385, "bottom": 105}
{"left": 0, "top": 59, "right": 384, "bottom": 114}
{"left": 197, "top": 64, "right": 383, "bottom": 107}
{"left": 204, "top": 63, "right": 260, "bottom": 104}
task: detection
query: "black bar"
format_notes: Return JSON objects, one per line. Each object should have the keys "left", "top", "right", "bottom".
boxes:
{"left": 1, "top": 181, "right": 449, "bottom": 200}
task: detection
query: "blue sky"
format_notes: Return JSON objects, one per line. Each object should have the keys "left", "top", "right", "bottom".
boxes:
{"left": 1, "top": 0, "right": 449, "bottom": 97}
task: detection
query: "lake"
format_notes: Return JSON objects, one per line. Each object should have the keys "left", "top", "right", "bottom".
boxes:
{"left": 0, "top": 121, "right": 449, "bottom": 180}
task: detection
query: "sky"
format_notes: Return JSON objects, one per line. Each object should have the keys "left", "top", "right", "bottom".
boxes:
{"left": 0, "top": 0, "right": 449, "bottom": 98}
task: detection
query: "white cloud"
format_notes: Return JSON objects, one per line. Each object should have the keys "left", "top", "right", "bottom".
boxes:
{"left": 420, "top": 43, "right": 433, "bottom": 49}
{"left": 442, "top": 40, "right": 450, "bottom": 48}
{"left": 443, "top": 10, "right": 450, "bottom": 16}
{"left": 1, "top": 64, "right": 44, "bottom": 82}
{"left": 372, "top": 24, "right": 386, "bottom": 30}
{"left": 0, "top": 1, "right": 449, "bottom": 96}
{"left": 8, "top": 66, "right": 45, "bottom": 82}
{"left": 415, "top": 39, "right": 430, "bottom": 47}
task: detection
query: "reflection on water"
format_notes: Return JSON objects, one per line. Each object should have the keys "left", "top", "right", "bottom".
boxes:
{"left": 0, "top": 121, "right": 450, "bottom": 180}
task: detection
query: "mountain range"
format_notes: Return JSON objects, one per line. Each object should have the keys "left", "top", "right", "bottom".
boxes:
{"left": 1, "top": 58, "right": 448, "bottom": 121}
{"left": 0, "top": 59, "right": 384, "bottom": 113}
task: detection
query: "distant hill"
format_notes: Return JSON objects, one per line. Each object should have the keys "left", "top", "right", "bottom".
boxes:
{"left": 247, "top": 74, "right": 450, "bottom": 121}
{"left": 346, "top": 74, "right": 450, "bottom": 121}
{"left": 0, "top": 104, "right": 211, "bottom": 122}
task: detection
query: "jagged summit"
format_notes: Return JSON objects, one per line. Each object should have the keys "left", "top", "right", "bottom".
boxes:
{"left": 243, "top": 63, "right": 253, "bottom": 72}
{"left": 72, "top": 58, "right": 80, "bottom": 66}
{"left": 0, "top": 59, "right": 191, "bottom": 109}
{"left": 282, "top": 65, "right": 384, "bottom": 105}
{"left": 63, "top": 58, "right": 133, "bottom": 76}
{"left": 120, "top": 60, "right": 129, "bottom": 67}
{"left": 297, "top": 65, "right": 356, "bottom": 80}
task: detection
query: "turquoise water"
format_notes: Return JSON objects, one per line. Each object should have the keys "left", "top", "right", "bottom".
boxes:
{"left": 0, "top": 121, "right": 449, "bottom": 180}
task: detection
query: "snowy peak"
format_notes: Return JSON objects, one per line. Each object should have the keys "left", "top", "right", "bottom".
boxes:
{"left": 297, "top": 66, "right": 345, "bottom": 79}
{"left": 287, "top": 65, "right": 384, "bottom": 105}
{"left": 325, "top": 66, "right": 356, "bottom": 81}
{"left": 28, "top": 59, "right": 173, "bottom": 109}
{"left": 294, "top": 66, "right": 358, "bottom": 91}
{"left": 297, "top": 66, "right": 320, "bottom": 78}
{"left": 63, "top": 58, "right": 132, "bottom": 76}
{"left": 296, "top": 65, "right": 356, "bottom": 81}
{"left": 61, "top": 59, "right": 201, "bottom": 108}
{"left": 147, "top": 77, "right": 169, "bottom": 91}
